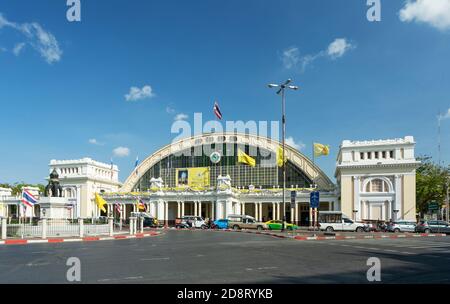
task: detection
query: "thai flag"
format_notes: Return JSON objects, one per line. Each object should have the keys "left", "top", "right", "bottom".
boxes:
{"left": 115, "top": 203, "right": 122, "bottom": 213}
{"left": 138, "top": 200, "right": 147, "bottom": 211}
{"left": 213, "top": 101, "right": 222, "bottom": 120}
{"left": 134, "top": 156, "right": 139, "bottom": 175}
{"left": 21, "top": 190, "right": 37, "bottom": 208}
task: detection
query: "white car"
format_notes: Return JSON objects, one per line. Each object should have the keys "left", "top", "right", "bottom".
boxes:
{"left": 320, "top": 217, "right": 367, "bottom": 232}
{"left": 180, "top": 216, "right": 207, "bottom": 229}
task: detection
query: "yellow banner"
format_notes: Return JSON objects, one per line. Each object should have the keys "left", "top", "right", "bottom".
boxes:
{"left": 176, "top": 168, "right": 210, "bottom": 187}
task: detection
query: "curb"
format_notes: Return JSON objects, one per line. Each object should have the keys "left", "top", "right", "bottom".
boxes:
{"left": 200, "top": 228, "right": 448, "bottom": 241}
{"left": 0, "top": 231, "right": 162, "bottom": 246}
{"left": 291, "top": 233, "right": 447, "bottom": 241}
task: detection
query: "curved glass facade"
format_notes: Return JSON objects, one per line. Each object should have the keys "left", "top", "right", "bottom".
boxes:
{"left": 133, "top": 143, "right": 312, "bottom": 191}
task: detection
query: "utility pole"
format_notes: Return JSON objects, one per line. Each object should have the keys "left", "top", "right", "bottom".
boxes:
{"left": 268, "top": 79, "right": 299, "bottom": 231}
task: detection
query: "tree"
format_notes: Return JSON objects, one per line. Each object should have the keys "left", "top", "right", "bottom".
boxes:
{"left": 0, "top": 182, "right": 45, "bottom": 196}
{"left": 416, "top": 156, "right": 449, "bottom": 217}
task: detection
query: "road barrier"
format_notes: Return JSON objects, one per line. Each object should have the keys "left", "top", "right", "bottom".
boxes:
{"left": 0, "top": 218, "right": 114, "bottom": 240}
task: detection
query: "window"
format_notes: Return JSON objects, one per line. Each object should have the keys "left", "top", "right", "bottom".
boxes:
{"left": 365, "top": 179, "right": 390, "bottom": 193}
{"left": 390, "top": 151, "right": 394, "bottom": 158}
{"left": 372, "top": 179, "right": 383, "bottom": 192}
{"left": 374, "top": 151, "right": 379, "bottom": 159}
{"left": 382, "top": 151, "right": 386, "bottom": 159}
{"left": 360, "top": 152, "right": 365, "bottom": 160}
{"left": 343, "top": 218, "right": 353, "bottom": 224}
{"left": 368, "top": 152, "right": 372, "bottom": 160}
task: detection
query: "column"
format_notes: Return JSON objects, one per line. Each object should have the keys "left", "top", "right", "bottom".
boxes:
{"left": 181, "top": 202, "right": 185, "bottom": 217}
{"left": 1, "top": 217, "right": 6, "bottom": 240}
{"left": 211, "top": 201, "right": 215, "bottom": 220}
{"left": 215, "top": 201, "right": 221, "bottom": 219}
{"left": 388, "top": 200, "right": 392, "bottom": 221}
{"left": 164, "top": 201, "right": 169, "bottom": 226}
{"left": 254, "top": 203, "right": 258, "bottom": 220}
{"left": 394, "top": 175, "right": 402, "bottom": 221}
{"left": 259, "top": 203, "right": 263, "bottom": 222}
{"left": 225, "top": 200, "right": 232, "bottom": 219}
{"left": 242, "top": 203, "right": 246, "bottom": 216}
{"left": 194, "top": 201, "right": 198, "bottom": 216}
{"left": 198, "top": 202, "right": 202, "bottom": 218}
{"left": 294, "top": 203, "right": 299, "bottom": 225}
{"left": 353, "top": 176, "right": 360, "bottom": 221}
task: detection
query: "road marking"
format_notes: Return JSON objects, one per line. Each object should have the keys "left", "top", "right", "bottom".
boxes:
{"left": 140, "top": 257, "right": 170, "bottom": 261}
{"left": 26, "top": 262, "right": 50, "bottom": 267}
{"left": 124, "top": 276, "right": 144, "bottom": 280}
{"left": 383, "top": 249, "right": 398, "bottom": 253}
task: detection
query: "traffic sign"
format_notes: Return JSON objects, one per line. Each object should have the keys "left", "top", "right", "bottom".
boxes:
{"left": 310, "top": 191, "right": 320, "bottom": 209}
{"left": 291, "top": 191, "right": 296, "bottom": 208}
{"left": 428, "top": 201, "right": 440, "bottom": 211}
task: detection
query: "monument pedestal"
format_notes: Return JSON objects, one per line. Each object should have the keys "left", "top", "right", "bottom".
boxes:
{"left": 39, "top": 197, "right": 72, "bottom": 219}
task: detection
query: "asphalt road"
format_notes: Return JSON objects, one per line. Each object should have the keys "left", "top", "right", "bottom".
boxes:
{"left": 0, "top": 230, "right": 449, "bottom": 284}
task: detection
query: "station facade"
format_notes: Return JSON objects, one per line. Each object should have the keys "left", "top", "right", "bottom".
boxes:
{"left": 0, "top": 133, "right": 419, "bottom": 225}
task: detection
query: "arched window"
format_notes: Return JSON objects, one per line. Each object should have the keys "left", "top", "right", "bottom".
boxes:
{"left": 365, "top": 179, "right": 390, "bottom": 193}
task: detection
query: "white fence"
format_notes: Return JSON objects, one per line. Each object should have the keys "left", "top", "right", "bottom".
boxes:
{"left": 0, "top": 217, "right": 143, "bottom": 240}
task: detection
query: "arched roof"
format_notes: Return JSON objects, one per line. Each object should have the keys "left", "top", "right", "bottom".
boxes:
{"left": 121, "top": 133, "right": 335, "bottom": 192}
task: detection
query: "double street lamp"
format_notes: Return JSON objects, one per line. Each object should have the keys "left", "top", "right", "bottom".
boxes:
{"left": 268, "top": 79, "right": 299, "bottom": 232}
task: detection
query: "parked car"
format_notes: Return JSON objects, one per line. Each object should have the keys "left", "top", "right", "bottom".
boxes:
{"left": 265, "top": 220, "right": 298, "bottom": 231}
{"left": 318, "top": 212, "right": 367, "bottom": 232}
{"left": 387, "top": 220, "right": 416, "bottom": 233}
{"left": 415, "top": 220, "right": 450, "bottom": 234}
{"left": 177, "top": 215, "right": 207, "bottom": 229}
{"left": 143, "top": 217, "right": 159, "bottom": 228}
{"left": 213, "top": 219, "right": 229, "bottom": 229}
{"left": 227, "top": 215, "right": 267, "bottom": 231}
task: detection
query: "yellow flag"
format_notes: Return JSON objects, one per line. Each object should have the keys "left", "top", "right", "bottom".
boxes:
{"left": 238, "top": 149, "right": 256, "bottom": 167}
{"left": 276, "top": 146, "right": 287, "bottom": 167}
{"left": 314, "top": 143, "right": 330, "bottom": 157}
{"left": 94, "top": 193, "right": 107, "bottom": 213}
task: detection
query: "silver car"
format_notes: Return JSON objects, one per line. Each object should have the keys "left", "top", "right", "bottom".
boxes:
{"left": 387, "top": 220, "right": 416, "bottom": 233}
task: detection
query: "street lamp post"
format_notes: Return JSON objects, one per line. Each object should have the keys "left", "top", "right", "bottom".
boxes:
{"left": 268, "top": 79, "right": 299, "bottom": 232}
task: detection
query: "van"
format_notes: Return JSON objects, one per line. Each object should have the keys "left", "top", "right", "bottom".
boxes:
{"left": 227, "top": 214, "right": 268, "bottom": 231}
{"left": 318, "top": 211, "right": 367, "bottom": 232}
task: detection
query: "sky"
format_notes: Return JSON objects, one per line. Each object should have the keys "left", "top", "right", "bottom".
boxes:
{"left": 1, "top": 0, "right": 450, "bottom": 184}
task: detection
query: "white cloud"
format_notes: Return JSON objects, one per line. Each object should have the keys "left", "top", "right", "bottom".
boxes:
{"left": 327, "top": 38, "right": 354, "bottom": 59}
{"left": 282, "top": 47, "right": 300, "bottom": 69}
{"left": 286, "top": 137, "right": 305, "bottom": 151}
{"left": 0, "top": 13, "right": 62, "bottom": 64}
{"left": 113, "top": 146, "right": 130, "bottom": 157}
{"left": 440, "top": 108, "right": 450, "bottom": 120}
{"left": 88, "top": 138, "right": 104, "bottom": 146}
{"left": 174, "top": 113, "right": 189, "bottom": 121}
{"left": 125, "top": 85, "right": 155, "bottom": 101}
{"left": 166, "top": 106, "right": 175, "bottom": 114}
{"left": 13, "top": 43, "right": 25, "bottom": 56}
{"left": 399, "top": 0, "right": 450, "bottom": 31}
{"left": 282, "top": 38, "right": 354, "bottom": 72}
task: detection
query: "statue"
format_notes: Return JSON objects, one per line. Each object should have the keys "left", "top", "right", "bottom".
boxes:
{"left": 150, "top": 177, "right": 164, "bottom": 190}
{"left": 44, "top": 169, "right": 64, "bottom": 197}
{"left": 217, "top": 175, "right": 232, "bottom": 189}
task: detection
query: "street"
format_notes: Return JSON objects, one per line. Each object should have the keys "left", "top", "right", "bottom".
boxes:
{"left": 0, "top": 230, "right": 449, "bottom": 284}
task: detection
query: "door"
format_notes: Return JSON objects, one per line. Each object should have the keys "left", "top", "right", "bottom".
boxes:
{"left": 343, "top": 218, "right": 355, "bottom": 231}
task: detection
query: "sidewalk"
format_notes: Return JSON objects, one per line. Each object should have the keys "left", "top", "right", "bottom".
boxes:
{"left": 0, "top": 230, "right": 162, "bottom": 246}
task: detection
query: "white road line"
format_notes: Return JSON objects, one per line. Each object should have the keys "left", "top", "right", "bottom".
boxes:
{"left": 26, "top": 262, "right": 50, "bottom": 267}
{"left": 124, "top": 276, "right": 144, "bottom": 280}
{"left": 383, "top": 249, "right": 398, "bottom": 253}
{"left": 140, "top": 257, "right": 170, "bottom": 261}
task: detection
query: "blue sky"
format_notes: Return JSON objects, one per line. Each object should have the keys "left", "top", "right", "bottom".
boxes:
{"left": 1, "top": 0, "right": 450, "bottom": 184}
